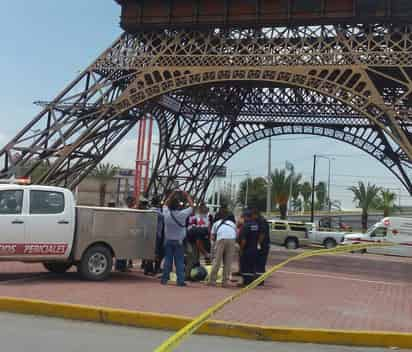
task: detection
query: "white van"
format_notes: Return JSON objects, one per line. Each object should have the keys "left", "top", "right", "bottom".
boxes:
{"left": 343, "top": 217, "right": 412, "bottom": 257}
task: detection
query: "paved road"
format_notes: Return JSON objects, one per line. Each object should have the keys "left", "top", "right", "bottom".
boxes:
{"left": 0, "top": 250, "right": 411, "bottom": 332}
{"left": 0, "top": 313, "right": 409, "bottom": 352}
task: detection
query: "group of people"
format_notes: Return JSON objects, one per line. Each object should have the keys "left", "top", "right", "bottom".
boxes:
{"left": 140, "top": 190, "right": 270, "bottom": 288}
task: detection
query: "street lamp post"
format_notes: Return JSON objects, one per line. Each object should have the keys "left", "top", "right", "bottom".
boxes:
{"left": 266, "top": 137, "right": 272, "bottom": 216}
{"left": 311, "top": 154, "right": 334, "bottom": 223}
{"left": 285, "top": 161, "right": 294, "bottom": 216}
{"left": 310, "top": 155, "right": 317, "bottom": 223}
{"left": 244, "top": 172, "right": 250, "bottom": 208}
{"left": 327, "top": 157, "right": 332, "bottom": 217}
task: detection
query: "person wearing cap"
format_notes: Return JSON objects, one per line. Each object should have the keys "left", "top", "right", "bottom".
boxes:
{"left": 185, "top": 211, "right": 200, "bottom": 279}
{"left": 238, "top": 208, "right": 260, "bottom": 286}
{"left": 161, "top": 190, "right": 194, "bottom": 287}
{"left": 253, "top": 208, "right": 270, "bottom": 286}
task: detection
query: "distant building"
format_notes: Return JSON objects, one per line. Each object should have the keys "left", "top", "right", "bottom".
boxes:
{"left": 76, "top": 168, "right": 135, "bottom": 207}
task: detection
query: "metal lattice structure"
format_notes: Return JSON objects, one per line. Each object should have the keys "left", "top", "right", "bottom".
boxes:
{"left": 1, "top": 24, "right": 412, "bottom": 199}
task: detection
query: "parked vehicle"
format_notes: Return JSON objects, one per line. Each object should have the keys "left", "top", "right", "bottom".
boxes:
{"left": 0, "top": 184, "right": 158, "bottom": 280}
{"left": 318, "top": 216, "right": 352, "bottom": 232}
{"left": 343, "top": 217, "right": 412, "bottom": 257}
{"left": 268, "top": 220, "right": 310, "bottom": 249}
{"left": 308, "top": 229, "right": 345, "bottom": 249}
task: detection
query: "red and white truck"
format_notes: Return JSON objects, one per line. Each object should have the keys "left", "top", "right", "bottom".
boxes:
{"left": 0, "top": 184, "right": 157, "bottom": 280}
{"left": 343, "top": 217, "right": 412, "bottom": 257}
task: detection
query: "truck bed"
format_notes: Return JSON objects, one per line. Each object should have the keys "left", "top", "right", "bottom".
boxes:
{"left": 73, "top": 206, "right": 158, "bottom": 261}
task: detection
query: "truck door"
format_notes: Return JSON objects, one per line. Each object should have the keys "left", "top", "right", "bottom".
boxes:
{"left": 370, "top": 226, "right": 388, "bottom": 241}
{"left": 368, "top": 226, "right": 395, "bottom": 255}
{"left": 25, "top": 189, "right": 73, "bottom": 258}
{"left": 0, "top": 189, "right": 26, "bottom": 258}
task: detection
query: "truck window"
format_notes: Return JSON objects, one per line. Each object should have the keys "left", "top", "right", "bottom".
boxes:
{"left": 273, "top": 223, "right": 287, "bottom": 230}
{"left": 371, "top": 227, "right": 387, "bottom": 238}
{"left": 0, "top": 190, "right": 23, "bottom": 214}
{"left": 290, "top": 226, "right": 306, "bottom": 232}
{"left": 30, "top": 190, "right": 65, "bottom": 214}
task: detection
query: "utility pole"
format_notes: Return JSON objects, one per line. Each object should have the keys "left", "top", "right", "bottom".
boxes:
{"left": 327, "top": 157, "right": 331, "bottom": 217}
{"left": 217, "top": 178, "right": 221, "bottom": 208}
{"left": 285, "top": 161, "right": 294, "bottom": 216}
{"left": 244, "top": 172, "right": 249, "bottom": 208}
{"left": 311, "top": 155, "right": 317, "bottom": 223}
{"left": 316, "top": 155, "right": 333, "bottom": 217}
{"left": 266, "top": 136, "right": 272, "bottom": 217}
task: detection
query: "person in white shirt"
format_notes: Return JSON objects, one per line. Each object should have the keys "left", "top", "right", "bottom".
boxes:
{"left": 208, "top": 209, "right": 237, "bottom": 287}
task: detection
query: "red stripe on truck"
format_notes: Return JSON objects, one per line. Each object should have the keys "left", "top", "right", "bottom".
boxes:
{"left": 347, "top": 239, "right": 412, "bottom": 246}
{"left": 0, "top": 243, "right": 68, "bottom": 256}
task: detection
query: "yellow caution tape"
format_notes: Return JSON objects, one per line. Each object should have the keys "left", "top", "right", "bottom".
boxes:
{"left": 154, "top": 242, "right": 393, "bottom": 352}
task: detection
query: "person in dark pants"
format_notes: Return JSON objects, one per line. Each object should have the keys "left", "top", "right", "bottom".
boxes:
{"left": 238, "top": 209, "right": 259, "bottom": 287}
{"left": 143, "top": 196, "right": 164, "bottom": 275}
{"left": 152, "top": 196, "right": 165, "bottom": 274}
{"left": 115, "top": 196, "right": 136, "bottom": 272}
{"left": 253, "top": 208, "right": 270, "bottom": 286}
{"left": 161, "top": 190, "right": 194, "bottom": 287}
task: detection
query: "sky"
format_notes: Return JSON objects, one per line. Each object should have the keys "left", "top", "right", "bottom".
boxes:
{"left": 0, "top": 0, "right": 410, "bottom": 209}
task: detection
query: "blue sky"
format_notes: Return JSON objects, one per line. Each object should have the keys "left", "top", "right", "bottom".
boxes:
{"left": 0, "top": 0, "right": 410, "bottom": 208}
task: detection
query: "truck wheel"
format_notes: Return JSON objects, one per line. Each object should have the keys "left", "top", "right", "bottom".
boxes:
{"left": 79, "top": 245, "right": 113, "bottom": 281}
{"left": 285, "top": 238, "right": 298, "bottom": 250}
{"left": 324, "top": 238, "right": 337, "bottom": 249}
{"left": 43, "top": 262, "right": 72, "bottom": 274}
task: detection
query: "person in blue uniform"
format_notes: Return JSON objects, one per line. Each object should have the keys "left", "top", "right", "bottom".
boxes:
{"left": 238, "top": 209, "right": 260, "bottom": 287}
{"left": 253, "top": 208, "right": 270, "bottom": 286}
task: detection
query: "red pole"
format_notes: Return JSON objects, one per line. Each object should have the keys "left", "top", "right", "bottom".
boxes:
{"left": 144, "top": 117, "right": 154, "bottom": 193}
{"left": 134, "top": 120, "right": 144, "bottom": 204}
{"left": 138, "top": 119, "right": 147, "bottom": 204}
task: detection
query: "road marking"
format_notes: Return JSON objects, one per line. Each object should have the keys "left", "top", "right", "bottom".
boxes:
{"left": 0, "top": 274, "right": 50, "bottom": 285}
{"left": 154, "top": 243, "right": 391, "bottom": 351}
{"left": 277, "top": 269, "right": 410, "bottom": 286}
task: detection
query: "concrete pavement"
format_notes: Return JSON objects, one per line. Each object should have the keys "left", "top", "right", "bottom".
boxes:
{"left": 1, "top": 250, "right": 411, "bottom": 332}
{"left": 0, "top": 312, "right": 409, "bottom": 352}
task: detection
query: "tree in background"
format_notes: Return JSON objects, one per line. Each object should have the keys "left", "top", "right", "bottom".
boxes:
{"left": 349, "top": 181, "right": 380, "bottom": 231}
{"left": 91, "top": 163, "right": 118, "bottom": 206}
{"left": 376, "top": 188, "right": 397, "bottom": 217}
{"left": 30, "top": 162, "right": 49, "bottom": 183}
{"left": 209, "top": 189, "right": 233, "bottom": 209}
{"left": 271, "top": 169, "right": 291, "bottom": 219}
{"left": 237, "top": 177, "right": 266, "bottom": 212}
{"left": 290, "top": 172, "right": 303, "bottom": 212}
{"left": 315, "top": 181, "right": 328, "bottom": 210}
{"left": 300, "top": 181, "right": 312, "bottom": 212}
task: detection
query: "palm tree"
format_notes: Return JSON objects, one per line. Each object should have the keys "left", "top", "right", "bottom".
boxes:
{"left": 237, "top": 177, "right": 266, "bottom": 211}
{"left": 376, "top": 188, "right": 397, "bottom": 217}
{"left": 91, "top": 163, "right": 118, "bottom": 206}
{"left": 316, "top": 181, "right": 328, "bottom": 210}
{"left": 291, "top": 173, "right": 303, "bottom": 212}
{"left": 348, "top": 181, "right": 381, "bottom": 231}
{"left": 300, "top": 181, "right": 312, "bottom": 212}
{"left": 271, "top": 169, "right": 290, "bottom": 219}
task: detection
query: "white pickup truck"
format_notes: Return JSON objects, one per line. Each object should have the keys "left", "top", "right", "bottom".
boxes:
{"left": 0, "top": 184, "right": 158, "bottom": 281}
{"left": 308, "top": 225, "right": 346, "bottom": 249}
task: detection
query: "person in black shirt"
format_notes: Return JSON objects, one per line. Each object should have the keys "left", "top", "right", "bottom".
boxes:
{"left": 253, "top": 208, "right": 270, "bottom": 286}
{"left": 238, "top": 209, "right": 259, "bottom": 286}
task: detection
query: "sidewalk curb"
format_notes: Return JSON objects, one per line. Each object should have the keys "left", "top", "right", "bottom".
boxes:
{"left": 0, "top": 296, "right": 411, "bottom": 349}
